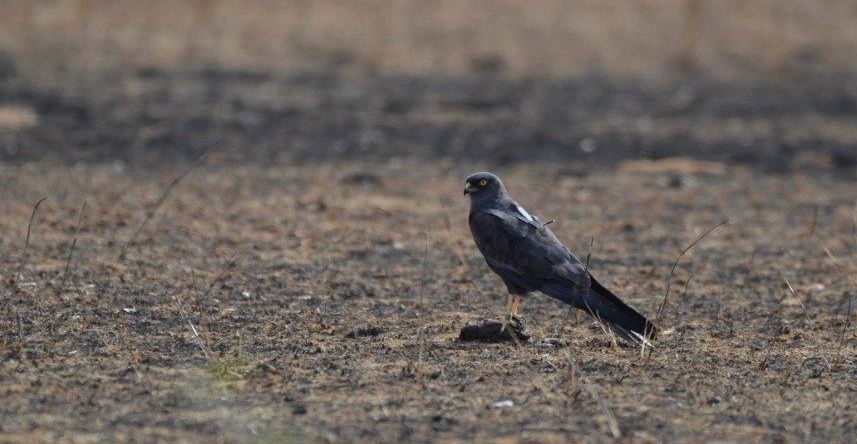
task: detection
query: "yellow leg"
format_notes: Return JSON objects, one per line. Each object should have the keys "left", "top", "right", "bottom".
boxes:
{"left": 501, "top": 294, "right": 523, "bottom": 332}
{"left": 500, "top": 295, "right": 512, "bottom": 332}
{"left": 510, "top": 296, "right": 522, "bottom": 318}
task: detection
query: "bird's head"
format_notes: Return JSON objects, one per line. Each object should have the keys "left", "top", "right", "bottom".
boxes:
{"left": 463, "top": 172, "right": 506, "bottom": 198}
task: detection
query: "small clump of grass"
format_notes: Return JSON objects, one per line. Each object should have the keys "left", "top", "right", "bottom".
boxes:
{"left": 203, "top": 352, "right": 255, "bottom": 391}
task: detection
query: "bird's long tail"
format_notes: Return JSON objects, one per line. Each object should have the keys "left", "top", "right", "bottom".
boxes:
{"left": 543, "top": 275, "right": 658, "bottom": 347}
{"left": 583, "top": 277, "right": 657, "bottom": 347}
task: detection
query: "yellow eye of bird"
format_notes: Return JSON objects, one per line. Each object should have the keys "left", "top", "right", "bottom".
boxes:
{"left": 479, "top": 179, "right": 488, "bottom": 186}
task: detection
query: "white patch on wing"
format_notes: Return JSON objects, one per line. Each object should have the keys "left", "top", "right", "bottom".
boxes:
{"left": 514, "top": 204, "right": 534, "bottom": 222}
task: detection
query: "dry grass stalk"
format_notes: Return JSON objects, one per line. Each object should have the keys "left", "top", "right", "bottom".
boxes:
{"left": 758, "top": 302, "right": 784, "bottom": 370}
{"left": 59, "top": 200, "right": 86, "bottom": 293}
{"left": 439, "top": 199, "right": 483, "bottom": 296}
{"left": 19, "top": 196, "right": 47, "bottom": 270}
{"left": 559, "top": 237, "right": 594, "bottom": 336}
{"left": 581, "top": 297, "right": 620, "bottom": 349}
{"left": 821, "top": 246, "right": 855, "bottom": 365}
{"left": 118, "top": 143, "right": 217, "bottom": 261}
{"left": 187, "top": 319, "right": 209, "bottom": 359}
{"left": 173, "top": 292, "right": 211, "bottom": 360}
{"left": 783, "top": 278, "right": 810, "bottom": 318}
{"left": 852, "top": 205, "right": 856, "bottom": 242}
{"left": 202, "top": 251, "right": 241, "bottom": 299}
{"left": 783, "top": 277, "right": 832, "bottom": 371}
{"left": 417, "top": 223, "right": 431, "bottom": 310}
{"left": 646, "top": 219, "right": 728, "bottom": 362}
{"left": 672, "top": 274, "right": 694, "bottom": 323}
{"left": 411, "top": 223, "right": 432, "bottom": 378}
{"left": 561, "top": 348, "right": 579, "bottom": 395}
{"left": 801, "top": 205, "right": 819, "bottom": 239}
{"left": 653, "top": 219, "right": 729, "bottom": 327}
{"left": 582, "top": 376, "right": 621, "bottom": 438}
{"left": 741, "top": 248, "right": 757, "bottom": 287}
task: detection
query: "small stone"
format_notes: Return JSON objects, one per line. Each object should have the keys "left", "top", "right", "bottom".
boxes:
{"left": 490, "top": 399, "right": 514, "bottom": 409}
{"left": 666, "top": 174, "right": 684, "bottom": 188}
{"left": 345, "top": 325, "right": 384, "bottom": 338}
{"left": 579, "top": 137, "right": 597, "bottom": 153}
{"left": 810, "top": 284, "right": 825, "bottom": 292}
{"left": 458, "top": 318, "right": 530, "bottom": 343}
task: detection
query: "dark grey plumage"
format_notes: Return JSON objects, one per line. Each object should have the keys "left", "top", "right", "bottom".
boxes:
{"left": 464, "top": 172, "right": 657, "bottom": 346}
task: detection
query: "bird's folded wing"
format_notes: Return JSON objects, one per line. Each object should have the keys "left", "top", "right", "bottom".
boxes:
{"left": 471, "top": 209, "right": 590, "bottom": 290}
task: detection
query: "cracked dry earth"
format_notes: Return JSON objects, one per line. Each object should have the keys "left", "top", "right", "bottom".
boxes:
{"left": 1, "top": 159, "right": 855, "bottom": 442}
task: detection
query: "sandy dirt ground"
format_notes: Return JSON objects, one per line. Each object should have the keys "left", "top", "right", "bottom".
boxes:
{"left": 0, "top": 28, "right": 855, "bottom": 438}
{"left": 1, "top": 155, "right": 855, "bottom": 442}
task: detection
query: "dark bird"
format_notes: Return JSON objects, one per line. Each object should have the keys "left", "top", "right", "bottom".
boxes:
{"left": 464, "top": 172, "right": 657, "bottom": 346}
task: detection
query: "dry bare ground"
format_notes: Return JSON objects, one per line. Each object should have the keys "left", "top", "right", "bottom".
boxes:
{"left": 1, "top": 158, "right": 855, "bottom": 442}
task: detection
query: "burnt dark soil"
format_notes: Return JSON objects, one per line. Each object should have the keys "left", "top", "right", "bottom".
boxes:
{"left": 2, "top": 66, "right": 857, "bottom": 172}
{"left": 1, "top": 65, "right": 856, "bottom": 442}
{"left": 1, "top": 159, "right": 855, "bottom": 442}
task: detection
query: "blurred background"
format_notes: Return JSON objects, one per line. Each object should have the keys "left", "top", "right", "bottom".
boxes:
{"left": 1, "top": 0, "right": 856, "bottom": 170}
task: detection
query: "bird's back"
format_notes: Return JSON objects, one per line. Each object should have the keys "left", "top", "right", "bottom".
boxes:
{"left": 468, "top": 202, "right": 591, "bottom": 292}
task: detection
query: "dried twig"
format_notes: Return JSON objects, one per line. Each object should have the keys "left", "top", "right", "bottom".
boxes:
{"left": 783, "top": 277, "right": 831, "bottom": 371}
{"left": 822, "top": 246, "right": 855, "bottom": 365}
{"left": 559, "top": 238, "right": 594, "bottom": 335}
{"left": 561, "top": 348, "right": 579, "bottom": 394}
{"left": 202, "top": 251, "right": 241, "bottom": 299}
{"left": 187, "top": 319, "right": 210, "bottom": 359}
{"left": 173, "top": 293, "right": 210, "bottom": 359}
{"left": 59, "top": 200, "right": 87, "bottom": 293}
{"left": 646, "top": 219, "right": 728, "bottom": 362}
{"left": 741, "top": 248, "right": 757, "bottom": 287}
{"left": 801, "top": 204, "right": 819, "bottom": 238}
{"left": 20, "top": 196, "right": 47, "bottom": 269}
{"left": 410, "top": 223, "right": 433, "bottom": 378}
{"left": 852, "top": 204, "right": 856, "bottom": 243}
{"left": 583, "top": 237, "right": 595, "bottom": 274}
{"left": 118, "top": 143, "right": 217, "bottom": 261}
{"left": 758, "top": 300, "right": 784, "bottom": 370}
{"left": 180, "top": 249, "right": 199, "bottom": 292}
{"left": 783, "top": 278, "right": 810, "bottom": 318}
{"left": 582, "top": 376, "right": 621, "bottom": 438}
{"left": 438, "top": 199, "right": 483, "bottom": 295}
{"left": 671, "top": 274, "right": 694, "bottom": 323}
{"left": 585, "top": 298, "right": 619, "bottom": 348}
{"left": 417, "top": 223, "right": 431, "bottom": 310}
{"left": 823, "top": 246, "right": 857, "bottom": 288}
{"left": 652, "top": 219, "right": 729, "bottom": 330}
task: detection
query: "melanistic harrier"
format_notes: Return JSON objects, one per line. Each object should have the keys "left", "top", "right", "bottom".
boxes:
{"left": 464, "top": 172, "right": 657, "bottom": 346}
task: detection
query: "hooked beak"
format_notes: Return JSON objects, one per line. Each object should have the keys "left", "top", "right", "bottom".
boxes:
{"left": 463, "top": 183, "right": 475, "bottom": 195}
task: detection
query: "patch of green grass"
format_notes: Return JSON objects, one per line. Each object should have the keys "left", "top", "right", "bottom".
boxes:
{"left": 202, "top": 352, "right": 255, "bottom": 391}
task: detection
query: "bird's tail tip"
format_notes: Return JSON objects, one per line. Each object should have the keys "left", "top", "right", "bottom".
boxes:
{"left": 606, "top": 321, "right": 657, "bottom": 349}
